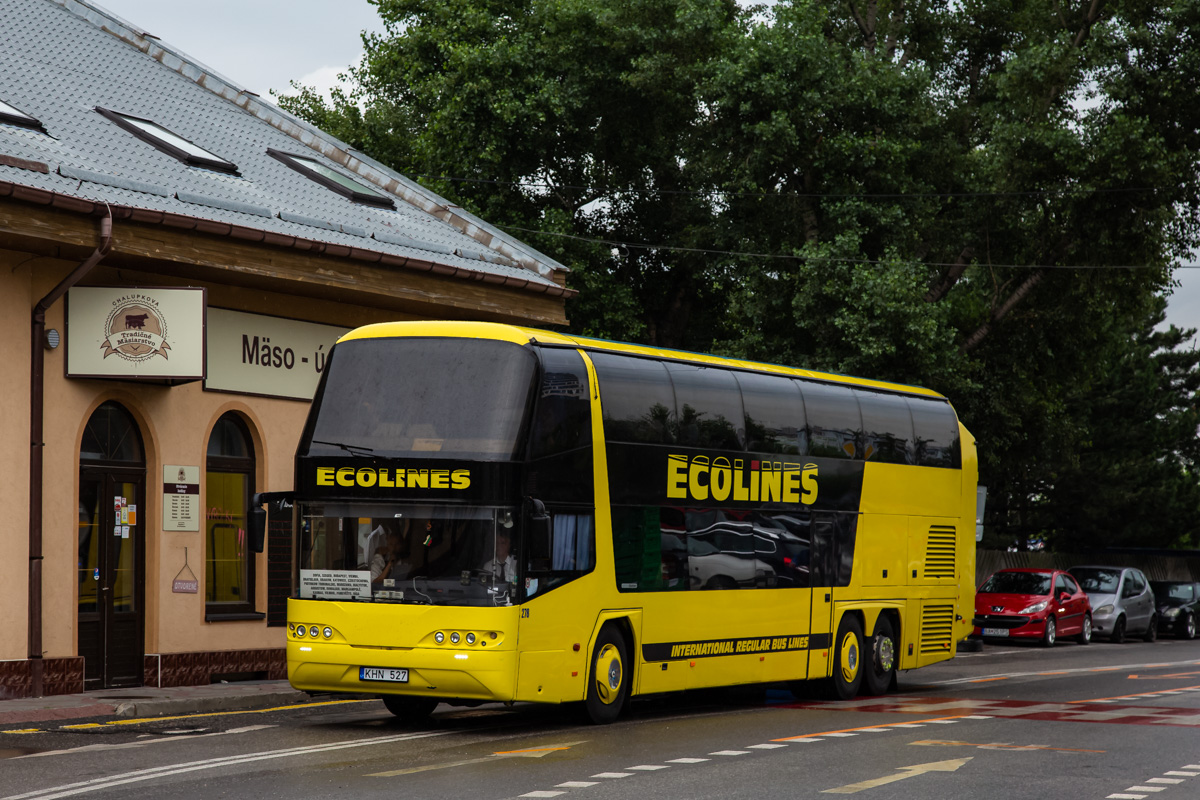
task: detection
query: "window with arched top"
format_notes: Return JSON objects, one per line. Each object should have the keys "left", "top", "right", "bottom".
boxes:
{"left": 80, "top": 401, "right": 144, "bottom": 463}
{"left": 205, "top": 413, "right": 260, "bottom": 619}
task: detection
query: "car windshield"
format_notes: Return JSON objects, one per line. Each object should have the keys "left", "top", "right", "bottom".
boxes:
{"left": 1071, "top": 568, "right": 1121, "bottom": 593}
{"left": 1152, "top": 582, "right": 1195, "bottom": 605}
{"left": 979, "top": 572, "right": 1051, "bottom": 595}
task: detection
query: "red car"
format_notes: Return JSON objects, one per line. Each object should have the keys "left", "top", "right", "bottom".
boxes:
{"left": 973, "top": 568, "right": 1093, "bottom": 647}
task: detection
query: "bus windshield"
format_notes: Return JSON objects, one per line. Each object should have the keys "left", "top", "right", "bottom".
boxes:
{"left": 299, "top": 502, "right": 523, "bottom": 607}
{"left": 303, "top": 337, "right": 537, "bottom": 460}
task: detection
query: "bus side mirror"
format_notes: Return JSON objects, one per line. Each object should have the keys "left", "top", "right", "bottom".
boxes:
{"left": 250, "top": 491, "right": 294, "bottom": 555}
{"left": 527, "top": 498, "right": 552, "bottom": 570}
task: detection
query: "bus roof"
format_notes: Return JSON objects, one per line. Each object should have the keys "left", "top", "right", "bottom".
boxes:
{"left": 338, "top": 320, "right": 948, "bottom": 400}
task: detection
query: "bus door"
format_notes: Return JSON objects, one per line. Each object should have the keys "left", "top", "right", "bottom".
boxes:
{"left": 807, "top": 514, "right": 836, "bottom": 679}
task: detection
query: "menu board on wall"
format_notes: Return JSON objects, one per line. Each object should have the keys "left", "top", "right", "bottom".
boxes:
{"left": 163, "top": 465, "right": 200, "bottom": 532}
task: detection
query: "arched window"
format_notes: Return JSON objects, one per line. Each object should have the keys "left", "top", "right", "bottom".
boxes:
{"left": 205, "top": 413, "right": 259, "bottom": 618}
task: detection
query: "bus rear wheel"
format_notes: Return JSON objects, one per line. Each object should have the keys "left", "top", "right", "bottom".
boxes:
{"left": 381, "top": 695, "right": 438, "bottom": 725}
{"left": 825, "top": 615, "right": 864, "bottom": 700}
{"left": 585, "top": 626, "right": 630, "bottom": 725}
{"left": 861, "top": 615, "right": 896, "bottom": 696}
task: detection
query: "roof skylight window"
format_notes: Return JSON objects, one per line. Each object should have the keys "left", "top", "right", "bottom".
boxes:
{"left": 267, "top": 148, "right": 394, "bottom": 208}
{"left": 0, "top": 99, "right": 45, "bottom": 132}
{"left": 97, "top": 108, "right": 238, "bottom": 174}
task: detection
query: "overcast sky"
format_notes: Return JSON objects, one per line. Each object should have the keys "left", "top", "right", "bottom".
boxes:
{"left": 92, "top": 0, "right": 1200, "bottom": 341}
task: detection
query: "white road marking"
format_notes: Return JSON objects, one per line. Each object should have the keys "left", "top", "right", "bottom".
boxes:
{"left": 2, "top": 730, "right": 449, "bottom": 800}
{"left": 1164, "top": 772, "right": 1199, "bottom": 777}
{"left": 590, "top": 772, "right": 634, "bottom": 779}
{"left": 555, "top": 782, "right": 598, "bottom": 788}
{"left": 520, "top": 793, "right": 564, "bottom": 798}
{"left": 626, "top": 765, "right": 669, "bottom": 771}
{"left": 667, "top": 757, "right": 710, "bottom": 763}
{"left": 1107, "top": 794, "right": 1148, "bottom": 799}
{"left": 748, "top": 744, "right": 789, "bottom": 749}
{"left": 1146, "top": 778, "right": 1184, "bottom": 784}
{"left": 710, "top": 750, "right": 750, "bottom": 755}
{"left": 16, "top": 726, "right": 277, "bottom": 759}
{"left": 1126, "top": 787, "right": 1166, "bottom": 792}
{"left": 823, "top": 733, "right": 857, "bottom": 738}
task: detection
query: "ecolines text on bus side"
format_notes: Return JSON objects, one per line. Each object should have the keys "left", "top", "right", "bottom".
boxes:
{"left": 315, "top": 466, "right": 471, "bottom": 490}
{"left": 665, "top": 454, "right": 817, "bottom": 505}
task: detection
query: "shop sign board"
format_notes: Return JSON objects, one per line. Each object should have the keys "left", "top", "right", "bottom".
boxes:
{"left": 67, "top": 287, "right": 206, "bottom": 379}
{"left": 205, "top": 308, "right": 349, "bottom": 400}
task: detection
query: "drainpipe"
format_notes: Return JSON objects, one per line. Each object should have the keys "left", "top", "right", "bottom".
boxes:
{"left": 28, "top": 207, "right": 112, "bottom": 697}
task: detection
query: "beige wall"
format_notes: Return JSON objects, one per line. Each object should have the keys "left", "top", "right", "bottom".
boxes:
{"left": 2, "top": 248, "right": 426, "bottom": 662}
{"left": 1, "top": 250, "right": 33, "bottom": 661}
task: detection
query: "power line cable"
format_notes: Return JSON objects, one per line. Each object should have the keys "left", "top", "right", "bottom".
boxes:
{"left": 409, "top": 172, "right": 1167, "bottom": 201}
{"left": 497, "top": 223, "right": 1199, "bottom": 270}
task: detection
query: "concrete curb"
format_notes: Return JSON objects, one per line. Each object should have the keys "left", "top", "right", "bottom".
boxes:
{"left": 112, "top": 689, "right": 314, "bottom": 718}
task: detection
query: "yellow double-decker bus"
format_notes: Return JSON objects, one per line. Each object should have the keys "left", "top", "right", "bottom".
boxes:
{"left": 281, "top": 321, "right": 977, "bottom": 724}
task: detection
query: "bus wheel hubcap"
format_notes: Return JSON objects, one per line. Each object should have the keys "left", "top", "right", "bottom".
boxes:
{"left": 841, "top": 635, "right": 859, "bottom": 681}
{"left": 876, "top": 635, "right": 894, "bottom": 672}
{"left": 596, "top": 645, "right": 622, "bottom": 704}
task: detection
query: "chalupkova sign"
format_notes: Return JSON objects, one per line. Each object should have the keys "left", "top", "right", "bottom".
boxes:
{"left": 67, "top": 287, "right": 205, "bottom": 380}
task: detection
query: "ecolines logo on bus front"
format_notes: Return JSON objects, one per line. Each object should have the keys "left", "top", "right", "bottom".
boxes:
{"left": 666, "top": 454, "right": 818, "bottom": 505}
{"left": 316, "top": 466, "right": 471, "bottom": 490}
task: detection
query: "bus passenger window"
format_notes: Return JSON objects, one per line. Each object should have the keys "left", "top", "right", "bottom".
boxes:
{"left": 908, "top": 396, "right": 962, "bottom": 468}
{"left": 665, "top": 363, "right": 744, "bottom": 450}
{"left": 855, "top": 389, "right": 914, "bottom": 465}
{"left": 799, "top": 382, "right": 863, "bottom": 459}
{"left": 736, "top": 372, "right": 806, "bottom": 455}
{"left": 591, "top": 353, "right": 676, "bottom": 444}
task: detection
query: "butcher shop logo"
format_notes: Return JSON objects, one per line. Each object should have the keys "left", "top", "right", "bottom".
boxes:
{"left": 101, "top": 295, "right": 171, "bottom": 363}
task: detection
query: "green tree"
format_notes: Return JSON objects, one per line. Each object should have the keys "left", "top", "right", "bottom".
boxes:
{"left": 279, "top": 0, "right": 1200, "bottom": 550}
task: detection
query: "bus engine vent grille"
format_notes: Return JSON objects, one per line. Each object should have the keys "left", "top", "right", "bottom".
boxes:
{"left": 919, "top": 604, "right": 955, "bottom": 654}
{"left": 924, "top": 526, "right": 957, "bottom": 579}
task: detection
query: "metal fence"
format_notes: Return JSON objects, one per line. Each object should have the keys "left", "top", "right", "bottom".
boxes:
{"left": 976, "top": 549, "right": 1200, "bottom": 585}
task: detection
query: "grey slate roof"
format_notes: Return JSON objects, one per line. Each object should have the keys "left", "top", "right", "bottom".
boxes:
{"left": 0, "top": 0, "right": 570, "bottom": 292}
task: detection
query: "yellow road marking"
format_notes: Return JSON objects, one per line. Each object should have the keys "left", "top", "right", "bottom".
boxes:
{"left": 773, "top": 715, "right": 971, "bottom": 741}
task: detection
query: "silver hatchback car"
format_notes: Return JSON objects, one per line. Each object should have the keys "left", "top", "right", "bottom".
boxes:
{"left": 1068, "top": 566, "right": 1157, "bottom": 643}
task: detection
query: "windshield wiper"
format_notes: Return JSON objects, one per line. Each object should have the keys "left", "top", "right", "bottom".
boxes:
{"left": 310, "top": 438, "right": 374, "bottom": 457}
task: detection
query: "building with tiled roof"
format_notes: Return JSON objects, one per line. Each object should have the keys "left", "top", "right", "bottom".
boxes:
{"left": 0, "top": 0, "right": 573, "bottom": 696}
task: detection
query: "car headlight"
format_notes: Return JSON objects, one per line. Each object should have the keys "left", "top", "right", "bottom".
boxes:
{"left": 1164, "top": 608, "right": 1181, "bottom": 619}
{"left": 1093, "top": 604, "right": 1114, "bottom": 616}
{"left": 1020, "top": 600, "right": 1049, "bottom": 614}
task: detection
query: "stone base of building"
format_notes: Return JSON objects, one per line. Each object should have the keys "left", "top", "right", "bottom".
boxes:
{"left": 0, "top": 649, "right": 285, "bottom": 697}
{"left": 144, "top": 649, "right": 287, "bottom": 687}
{"left": 0, "top": 657, "right": 86, "bottom": 698}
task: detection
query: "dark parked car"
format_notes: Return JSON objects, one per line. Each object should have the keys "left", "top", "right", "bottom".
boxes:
{"left": 974, "top": 568, "right": 1092, "bottom": 647}
{"left": 1150, "top": 580, "right": 1200, "bottom": 640}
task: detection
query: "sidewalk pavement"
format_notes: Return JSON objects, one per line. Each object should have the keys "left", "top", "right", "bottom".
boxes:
{"left": 0, "top": 680, "right": 340, "bottom": 727}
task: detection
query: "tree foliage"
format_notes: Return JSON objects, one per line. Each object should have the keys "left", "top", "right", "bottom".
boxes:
{"left": 279, "top": 0, "right": 1200, "bottom": 550}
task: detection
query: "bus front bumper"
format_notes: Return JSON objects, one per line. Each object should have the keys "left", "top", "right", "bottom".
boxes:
{"left": 287, "top": 640, "right": 517, "bottom": 703}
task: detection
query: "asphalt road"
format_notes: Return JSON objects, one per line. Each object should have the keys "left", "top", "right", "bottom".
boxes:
{"left": 4, "top": 637, "right": 1200, "bottom": 800}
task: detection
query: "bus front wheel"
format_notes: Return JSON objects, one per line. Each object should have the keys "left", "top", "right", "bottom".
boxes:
{"left": 825, "top": 615, "right": 864, "bottom": 700}
{"left": 382, "top": 695, "right": 438, "bottom": 725}
{"left": 585, "top": 626, "right": 631, "bottom": 724}
{"left": 861, "top": 615, "right": 896, "bottom": 696}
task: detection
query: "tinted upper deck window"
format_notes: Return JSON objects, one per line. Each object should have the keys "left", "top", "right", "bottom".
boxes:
{"left": 591, "top": 352, "right": 676, "bottom": 444}
{"left": 529, "top": 348, "right": 592, "bottom": 458}
{"left": 908, "top": 395, "right": 961, "bottom": 468}
{"left": 664, "top": 362, "right": 743, "bottom": 450}
{"left": 736, "top": 372, "right": 806, "bottom": 455}
{"left": 799, "top": 381, "right": 863, "bottom": 459}
{"left": 856, "top": 389, "right": 914, "bottom": 465}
